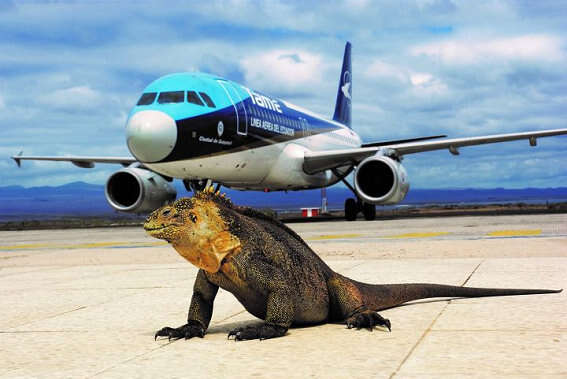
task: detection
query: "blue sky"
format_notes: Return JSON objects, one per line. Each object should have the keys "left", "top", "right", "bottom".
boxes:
{"left": 1, "top": 0, "right": 567, "bottom": 189}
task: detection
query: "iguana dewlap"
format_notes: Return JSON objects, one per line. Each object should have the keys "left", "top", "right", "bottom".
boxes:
{"left": 173, "top": 231, "right": 241, "bottom": 273}
{"left": 144, "top": 189, "right": 562, "bottom": 341}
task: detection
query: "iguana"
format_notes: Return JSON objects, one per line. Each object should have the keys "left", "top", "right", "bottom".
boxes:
{"left": 144, "top": 189, "right": 562, "bottom": 341}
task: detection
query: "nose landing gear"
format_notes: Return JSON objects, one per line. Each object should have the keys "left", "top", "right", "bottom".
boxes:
{"left": 183, "top": 179, "right": 221, "bottom": 194}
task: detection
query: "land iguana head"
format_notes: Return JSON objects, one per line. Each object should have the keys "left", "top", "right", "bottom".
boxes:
{"left": 144, "top": 188, "right": 241, "bottom": 273}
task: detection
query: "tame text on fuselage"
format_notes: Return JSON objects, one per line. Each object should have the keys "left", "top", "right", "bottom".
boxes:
{"left": 245, "top": 87, "right": 283, "bottom": 114}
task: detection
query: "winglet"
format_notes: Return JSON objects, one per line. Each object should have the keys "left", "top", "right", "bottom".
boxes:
{"left": 12, "top": 151, "right": 23, "bottom": 168}
{"left": 332, "top": 42, "right": 352, "bottom": 128}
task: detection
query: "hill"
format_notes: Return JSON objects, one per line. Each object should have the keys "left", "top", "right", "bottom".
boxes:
{"left": 1, "top": 182, "right": 567, "bottom": 222}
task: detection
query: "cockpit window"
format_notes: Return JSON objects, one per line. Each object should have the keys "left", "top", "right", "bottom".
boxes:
{"left": 158, "top": 91, "right": 184, "bottom": 104}
{"left": 199, "top": 92, "right": 216, "bottom": 108}
{"left": 137, "top": 92, "right": 157, "bottom": 105}
{"left": 187, "top": 91, "right": 205, "bottom": 106}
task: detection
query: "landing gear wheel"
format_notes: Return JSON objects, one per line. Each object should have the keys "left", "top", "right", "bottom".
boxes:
{"left": 362, "top": 203, "right": 376, "bottom": 221}
{"left": 345, "top": 198, "right": 358, "bottom": 221}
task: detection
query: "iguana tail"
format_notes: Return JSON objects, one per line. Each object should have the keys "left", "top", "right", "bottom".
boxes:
{"left": 355, "top": 282, "right": 562, "bottom": 311}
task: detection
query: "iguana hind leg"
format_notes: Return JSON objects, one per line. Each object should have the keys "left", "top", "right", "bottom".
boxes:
{"left": 346, "top": 310, "right": 391, "bottom": 331}
{"left": 328, "top": 274, "right": 392, "bottom": 332}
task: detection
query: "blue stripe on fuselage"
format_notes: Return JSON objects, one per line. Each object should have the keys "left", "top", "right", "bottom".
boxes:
{"left": 156, "top": 98, "right": 344, "bottom": 162}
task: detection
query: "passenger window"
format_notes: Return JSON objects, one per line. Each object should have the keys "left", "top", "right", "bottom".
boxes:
{"left": 137, "top": 92, "right": 157, "bottom": 105}
{"left": 199, "top": 92, "right": 215, "bottom": 107}
{"left": 158, "top": 91, "right": 184, "bottom": 104}
{"left": 187, "top": 91, "right": 204, "bottom": 106}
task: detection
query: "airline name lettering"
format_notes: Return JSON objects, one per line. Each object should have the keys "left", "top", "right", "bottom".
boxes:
{"left": 250, "top": 117, "right": 294, "bottom": 136}
{"left": 245, "top": 87, "right": 283, "bottom": 114}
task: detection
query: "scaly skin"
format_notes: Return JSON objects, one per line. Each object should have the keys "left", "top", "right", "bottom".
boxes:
{"left": 145, "top": 189, "right": 562, "bottom": 341}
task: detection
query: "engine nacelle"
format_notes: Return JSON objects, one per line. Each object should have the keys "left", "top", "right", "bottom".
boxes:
{"left": 105, "top": 167, "right": 177, "bottom": 213}
{"left": 354, "top": 155, "right": 409, "bottom": 205}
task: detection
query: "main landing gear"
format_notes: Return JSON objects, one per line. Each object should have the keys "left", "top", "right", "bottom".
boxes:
{"left": 344, "top": 197, "right": 376, "bottom": 221}
{"left": 337, "top": 172, "right": 375, "bottom": 221}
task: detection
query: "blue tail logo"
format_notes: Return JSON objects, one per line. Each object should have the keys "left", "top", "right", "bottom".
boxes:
{"left": 341, "top": 71, "right": 352, "bottom": 101}
{"left": 333, "top": 42, "right": 352, "bottom": 128}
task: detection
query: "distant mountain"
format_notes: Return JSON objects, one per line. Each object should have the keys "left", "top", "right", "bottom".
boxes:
{"left": 0, "top": 182, "right": 110, "bottom": 221}
{"left": 1, "top": 181, "right": 567, "bottom": 221}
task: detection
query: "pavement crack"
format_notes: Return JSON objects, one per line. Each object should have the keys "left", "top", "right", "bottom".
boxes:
{"left": 390, "top": 301, "right": 451, "bottom": 378}
{"left": 215, "top": 309, "right": 247, "bottom": 324}
{"left": 462, "top": 260, "right": 484, "bottom": 286}
{"left": 390, "top": 261, "right": 485, "bottom": 378}
{"left": 90, "top": 343, "right": 172, "bottom": 378}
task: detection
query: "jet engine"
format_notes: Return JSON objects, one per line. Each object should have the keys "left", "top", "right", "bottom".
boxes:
{"left": 105, "top": 167, "right": 177, "bottom": 213}
{"left": 353, "top": 155, "right": 409, "bottom": 205}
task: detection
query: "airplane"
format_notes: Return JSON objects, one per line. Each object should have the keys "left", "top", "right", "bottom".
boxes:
{"left": 12, "top": 42, "right": 567, "bottom": 221}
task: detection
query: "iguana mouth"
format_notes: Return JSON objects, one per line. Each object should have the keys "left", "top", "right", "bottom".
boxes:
{"left": 144, "top": 225, "right": 168, "bottom": 231}
{"left": 144, "top": 223, "right": 184, "bottom": 232}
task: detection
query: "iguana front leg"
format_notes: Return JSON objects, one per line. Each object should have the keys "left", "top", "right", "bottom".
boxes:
{"left": 155, "top": 269, "right": 219, "bottom": 340}
{"left": 228, "top": 261, "right": 294, "bottom": 341}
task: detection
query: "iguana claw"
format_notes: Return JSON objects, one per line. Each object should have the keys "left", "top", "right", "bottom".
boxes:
{"left": 345, "top": 310, "right": 391, "bottom": 332}
{"left": 227, "top": 324, "right": 287, "bottom": 341}
{"left": 154, "top": 322, "right": 205, "bottom": 341}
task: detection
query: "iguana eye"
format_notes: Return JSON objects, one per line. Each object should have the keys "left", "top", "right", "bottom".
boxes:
{"left": 162, "top": 209, "right": 171, "bottom": 217}
{"left": 189, "top": 213, "right": 197, "bottom": 223}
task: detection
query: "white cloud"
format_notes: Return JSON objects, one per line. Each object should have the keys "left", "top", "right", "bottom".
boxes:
{"left": 410, "top": 73, "right": 432, "bottom": 86}
{"left": 409, "top": 72, "right": 448, "bottom": 95}
{"left": 0, "top": 93, "right": 5, "bottom": 109}
{"left": 241, "top": 50, "right": 327, "bottom": 95}
{"left": 364, "top": 60, "right": 448, "bottom": 99}
{"left": 365, "top": 60, "right": 408, "bottom": 83}
{"left": 1, "top": 1, "right": 567, "bottom": 189}
{"left": 411, "top": 34, "right": 564, "bottom": 64}
{"left": 38, "top": 86, "right": 104, "bottom": 111}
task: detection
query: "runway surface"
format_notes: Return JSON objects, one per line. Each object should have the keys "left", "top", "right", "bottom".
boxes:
{"left": 1, "top": 213, "right": 566, "bottom": 378}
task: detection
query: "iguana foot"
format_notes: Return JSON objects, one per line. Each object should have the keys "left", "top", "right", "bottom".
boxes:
{"left": 155, "top": 321, "right": 205, "bottom": 341}
{"left": 346, "top": 310, "right": 391, "bottom": 332}
{"left": 227, "top": 324, "right": 287, "bottom": 341}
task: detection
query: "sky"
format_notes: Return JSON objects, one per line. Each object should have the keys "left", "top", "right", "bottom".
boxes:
{"left": 1, "top": 0, "right": 567, "bottom": 189}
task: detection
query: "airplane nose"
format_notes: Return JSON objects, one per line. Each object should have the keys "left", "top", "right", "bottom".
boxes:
{"left": 126, "top": 110, "right": 177, "bottom": 162}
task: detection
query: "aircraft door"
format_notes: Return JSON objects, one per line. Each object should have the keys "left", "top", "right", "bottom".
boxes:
{"left": 217, "top": 80, "right": 248, "bottom": 136}
{"left": 299, "top": 117, "right": 309, "bottom": 137}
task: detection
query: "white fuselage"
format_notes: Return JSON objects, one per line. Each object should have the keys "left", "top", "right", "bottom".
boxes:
{"left": 145, "top": 124, "right": 361, "bottom": 191}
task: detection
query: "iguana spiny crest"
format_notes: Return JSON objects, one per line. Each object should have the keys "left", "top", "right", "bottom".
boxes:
{"left": 144, "top": 188, "right": 240, "bottom": 273}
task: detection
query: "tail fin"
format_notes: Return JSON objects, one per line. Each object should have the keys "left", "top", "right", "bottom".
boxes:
{"left": 332, "top": 42, "right": 352, "bottom": 128}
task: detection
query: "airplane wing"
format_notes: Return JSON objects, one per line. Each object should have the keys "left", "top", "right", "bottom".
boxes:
{"left": 12, "top": 154, "right": 137, "bottom": 168}
{"left": 303, "top": 128, "right": 567, "bottom": 174}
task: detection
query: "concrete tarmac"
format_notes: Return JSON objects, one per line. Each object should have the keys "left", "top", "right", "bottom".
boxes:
{"left": 1, "top": 214, "right": 566, "bottom": 378}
